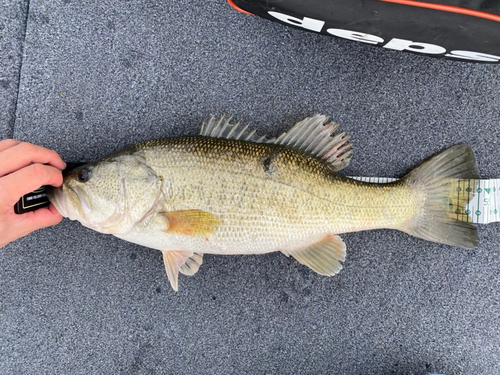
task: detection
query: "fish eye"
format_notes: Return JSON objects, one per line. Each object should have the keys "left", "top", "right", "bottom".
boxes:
{"left": 77, "top": 169, "right": 90, "bottom": 182}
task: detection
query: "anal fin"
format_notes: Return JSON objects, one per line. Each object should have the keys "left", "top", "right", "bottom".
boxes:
{"left": 286, "top": 234, "right": 346, "bottom": 276}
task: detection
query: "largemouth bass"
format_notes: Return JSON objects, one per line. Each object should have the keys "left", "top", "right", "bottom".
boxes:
{"left": 48, "top": 115, "right": 479, "bottom": 290}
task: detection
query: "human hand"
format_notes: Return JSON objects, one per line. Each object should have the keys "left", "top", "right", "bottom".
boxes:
{"left": 0, "top": 139, "right": 66, "bottom": 248}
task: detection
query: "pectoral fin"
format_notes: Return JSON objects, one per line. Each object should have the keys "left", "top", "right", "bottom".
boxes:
{"left": 165, "top": 209, "right": 220, "bottom": 237}
{"left": 162, "top": 250, "right": 193, "bottom": 291}
{"left": 286, "top": 234, "right": 346, "bottom": 276}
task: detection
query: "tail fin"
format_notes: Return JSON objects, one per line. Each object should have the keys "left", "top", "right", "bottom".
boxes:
{"left": 400, "top": 145, "right": 479, "bottom": 248}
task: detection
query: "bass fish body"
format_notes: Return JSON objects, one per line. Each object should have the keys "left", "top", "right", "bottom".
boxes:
{"left": 49, "top": 115, "right": 479, "bottom": 290}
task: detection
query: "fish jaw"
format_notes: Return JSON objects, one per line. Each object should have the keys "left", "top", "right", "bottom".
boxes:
{"left": 48, "top": 183, "right": 126, "bottom": 234}
{"left": 48, "top": 184, "right": 82, "bottom": 221}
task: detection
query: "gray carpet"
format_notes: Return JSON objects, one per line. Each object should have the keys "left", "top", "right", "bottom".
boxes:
{"left": 1, "top": 0, "right": 499, "bottom": 374}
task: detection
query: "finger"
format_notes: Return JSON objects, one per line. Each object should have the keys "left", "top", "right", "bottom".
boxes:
{"left": 0, "top": 141, "right": 66, "bottom": 177}
{"left": 47, "top": 202, "right": 63, "bottom": 216}
{"left": 5, "top": 205, "right": 63, "bottom": 241}
{"left": 20, "top": 204, "right": 64, "bottom": 230}
{"left": 0, "top": 164, "right": 63, "bottom": 207}
{"left": 0, "top": 139, "right": 21, "bottom": 153}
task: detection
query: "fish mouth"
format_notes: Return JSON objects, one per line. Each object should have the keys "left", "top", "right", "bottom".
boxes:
{"left": 47, "top": 186, "right": 69, "bottom": 218}
{"left": 47, "top": 184, "right": 90, "bottom": 221}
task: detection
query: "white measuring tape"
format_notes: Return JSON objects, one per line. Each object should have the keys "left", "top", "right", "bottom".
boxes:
{"left": 350, "top": 177, "right": 500, "bottom": 225}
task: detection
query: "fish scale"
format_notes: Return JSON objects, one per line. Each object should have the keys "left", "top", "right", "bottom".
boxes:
{"left": 133, "top": 137, "right": 420, "bottom": 253}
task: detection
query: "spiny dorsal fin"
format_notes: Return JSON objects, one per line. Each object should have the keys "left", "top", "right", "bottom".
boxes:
{"left": 273, "top": 115, "right": 352, "bottom": 172}
{"left": 200, "top": 115, "right": 270, "bottom": 143}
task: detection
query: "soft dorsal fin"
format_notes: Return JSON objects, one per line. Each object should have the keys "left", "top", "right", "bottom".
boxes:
{"left": 200, "top": 115, "right": 270, "bottom": 143}
{"left": 273, "top": 115, "right": 352, "bottom": 172}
